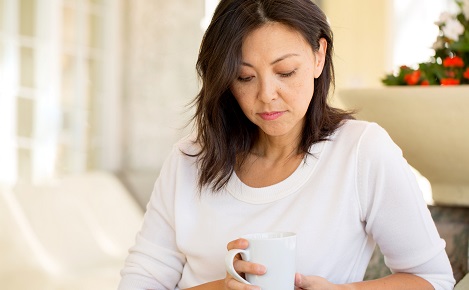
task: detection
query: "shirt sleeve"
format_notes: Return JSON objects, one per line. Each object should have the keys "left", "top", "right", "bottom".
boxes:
{"left": 118, "top": 145, "right": 186, "bottom": 290}
{"left": 356, "top": 123, "right": 455, "bottom": 290}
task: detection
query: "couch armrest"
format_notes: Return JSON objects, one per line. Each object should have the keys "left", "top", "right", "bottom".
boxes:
{"left": 455, "top": 273, "right": 469, "bottom": 290}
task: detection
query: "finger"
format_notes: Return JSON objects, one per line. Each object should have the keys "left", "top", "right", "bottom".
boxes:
{"left": 234, "top": 259, "right": 266, "bottom": 276}
{"left": 227, "top": 238, "right": 249, "bottom": 251}
{"left": 225, "top": 275, "right": 261, "bottom": 290}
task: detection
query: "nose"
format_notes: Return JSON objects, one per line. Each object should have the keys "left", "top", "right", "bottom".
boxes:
{"left": 257, "top": 77, "right": 278, "bottom": 103}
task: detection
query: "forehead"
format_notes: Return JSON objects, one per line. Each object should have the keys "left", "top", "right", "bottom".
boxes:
{"left": 241, "top": 22, "right": 312, "bottom": 60}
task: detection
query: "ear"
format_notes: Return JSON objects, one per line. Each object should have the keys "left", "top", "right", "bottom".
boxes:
{"left": 313, "top": 38, "right": 327, "bottom": 79}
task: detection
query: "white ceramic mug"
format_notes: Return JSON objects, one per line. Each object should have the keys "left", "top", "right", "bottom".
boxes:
{"left": 225, "top": 232, "right": 296, "bottom": 290}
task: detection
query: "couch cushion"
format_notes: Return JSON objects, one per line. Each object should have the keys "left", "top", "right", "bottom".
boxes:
{"left": 0, "top": 171, "right": 143, "bottom": 289}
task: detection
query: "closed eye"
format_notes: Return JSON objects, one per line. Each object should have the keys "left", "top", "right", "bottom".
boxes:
{"left": 279, "top": 70, "right": 296, "bottom": 78}
{"left": 237, "top": 76, "right": 254, "bottom": 82}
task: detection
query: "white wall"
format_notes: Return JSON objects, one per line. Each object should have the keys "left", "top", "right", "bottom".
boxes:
{"left": 121, "top": 0, "right": 205, "bottom": 205}
{"left": 323, "top": 0, "right": 393, "bottom": 89}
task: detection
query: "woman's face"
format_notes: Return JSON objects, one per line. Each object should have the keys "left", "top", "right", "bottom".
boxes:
{"left": 230, "top": 22, "right": 326, "bottom": 140}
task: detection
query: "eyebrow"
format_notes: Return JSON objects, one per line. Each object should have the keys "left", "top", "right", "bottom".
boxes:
{"left": 241, "top": 53, "right": 299, "bottom": 67}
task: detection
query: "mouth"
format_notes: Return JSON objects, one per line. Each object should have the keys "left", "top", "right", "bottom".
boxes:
{"left": 258, "top": 111, "right": 285, "bottom": 121}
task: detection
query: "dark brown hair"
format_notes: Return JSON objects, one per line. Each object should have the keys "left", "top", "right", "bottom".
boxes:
{"left": 189, "top": 0, "right": 353, "bottom": 192}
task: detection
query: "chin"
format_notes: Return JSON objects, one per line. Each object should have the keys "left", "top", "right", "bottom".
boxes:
{"left": 259, "top": 127, "right": 292, "bottom": 138}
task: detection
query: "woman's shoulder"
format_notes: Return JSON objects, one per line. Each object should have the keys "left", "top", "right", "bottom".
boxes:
{"left": 334, "top": 119, "right": 385, "bottom": 140}
{"left": 157, "top": 133, "right": 200, "bottom": 178}
{"left": 336, "top": 119, "right": 401, "bottom": 158}
{"left": 332, "top": 120, "right": 398, "bottom": 152}
{"left": 173, "top": 131, "right": 201, "bottom": 155}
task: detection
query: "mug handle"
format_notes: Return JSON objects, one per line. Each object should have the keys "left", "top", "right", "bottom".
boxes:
{"left": 225, "top": 249, "right": 252, "bottom": 285}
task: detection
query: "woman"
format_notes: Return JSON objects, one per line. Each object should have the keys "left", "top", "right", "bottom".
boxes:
{"left": 118, "top": 0, "right": 455, "bottom": 289}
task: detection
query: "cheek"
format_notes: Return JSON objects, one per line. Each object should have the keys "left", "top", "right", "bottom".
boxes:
{"left": 231, "top": 85, "right": 254, "bottom": 106}
{"left": 291, "top": 74, "right": 315, "bottom": 100}
{"left": 230, "top": 83, "right": 246, "bottom": 101}
{"left": 304, "top": 70, "right": 316, "bottom": 95}
{"left": 289, "top": 78, "right": 314, "bottom": 113}
{"left": 231, "top": 89, "right": 252, "bottom": 115}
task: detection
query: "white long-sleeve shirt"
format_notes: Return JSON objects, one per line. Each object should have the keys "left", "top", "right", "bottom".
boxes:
{"left": 118, "top": 120, "right": 455, "bottom": 290}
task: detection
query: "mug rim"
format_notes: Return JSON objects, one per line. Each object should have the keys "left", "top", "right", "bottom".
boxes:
{"left": 242, "top": 231, "right": 296, "bottom": 240}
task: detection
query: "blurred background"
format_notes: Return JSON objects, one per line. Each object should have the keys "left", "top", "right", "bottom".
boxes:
{"left": 0, "top": 0, "right": 464, "bottom": 289}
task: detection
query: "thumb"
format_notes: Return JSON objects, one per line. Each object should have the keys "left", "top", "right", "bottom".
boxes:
{"left": 295, "top": 273, "right": 306, "bottom": 288}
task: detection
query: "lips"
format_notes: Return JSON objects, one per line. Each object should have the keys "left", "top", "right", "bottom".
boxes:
{"left": 258, "top": 111, "right": 285, "bottom": 120}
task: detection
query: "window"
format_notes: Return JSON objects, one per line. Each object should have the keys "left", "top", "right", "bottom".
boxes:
{"left": 392, "top": 0, "right": 455, "bottom": 68}
{"left": 0, "top": 0, "right": 121, "bottom": 185}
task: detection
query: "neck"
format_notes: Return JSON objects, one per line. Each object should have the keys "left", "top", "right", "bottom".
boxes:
{"left": 234, "top": 130, "right": 305, "bottom": 188}
{"left": 252, "top": 131, "right": 302, "bottom": 163}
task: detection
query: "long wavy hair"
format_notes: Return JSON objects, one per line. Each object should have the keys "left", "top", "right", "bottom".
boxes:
{"left": 188, "top": 0, "right": 353, "bottom": 192}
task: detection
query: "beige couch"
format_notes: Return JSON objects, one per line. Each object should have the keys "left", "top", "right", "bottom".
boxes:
{"left": 0, "top": 171, "right": 143, "bottom": 290}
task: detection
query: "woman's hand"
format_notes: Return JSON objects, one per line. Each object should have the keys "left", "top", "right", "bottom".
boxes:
{"left": 224, "top": 238, "right": 267, "bottom": 290}
{"left": 295, "top": 272, "right": 435, "bottom": 290}
{"left": 295, "top": 273, "right": 343, "bottom": 290}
